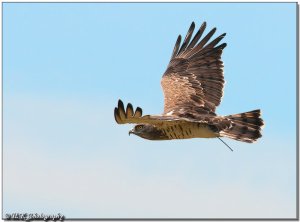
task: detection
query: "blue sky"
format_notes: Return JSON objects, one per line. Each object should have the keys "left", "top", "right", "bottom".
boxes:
{"left": 3, "top": 2, "right": 297, "bottom": 219}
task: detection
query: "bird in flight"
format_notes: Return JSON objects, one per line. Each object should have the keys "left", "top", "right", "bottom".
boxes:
{"left": 114, "top": 21, "right": 264, "bottom": 148}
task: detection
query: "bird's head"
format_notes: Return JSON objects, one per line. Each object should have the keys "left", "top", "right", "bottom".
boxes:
{"left": 129, "top": 124, "right": 168, "bottom": 140}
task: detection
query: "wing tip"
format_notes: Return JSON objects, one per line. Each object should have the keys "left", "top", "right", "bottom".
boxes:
{"left": 126, "top": 103, "right": 134, "bottom": 118}
{"left": 118, "top": 99, "right": 125, "bottom": 111}
{"left": 221, "top": 42, "right": 227, "bottom": 49}
{"left": 191, "top": 21, "right": 195, "bottom": 29}
{"left": 178, "top": 34, "right": 182, "bottom": 41}
{"left": 115, "top": 100, "right": 144, "bottom": 123}
{"left": 117, "top": 99, "right": 123, "bottom": 111}
{"left": 114, "top": 107, "right": 122, "bottom": 124}
{"left": 134, "top": 107, "right": 143, "bottom": 117}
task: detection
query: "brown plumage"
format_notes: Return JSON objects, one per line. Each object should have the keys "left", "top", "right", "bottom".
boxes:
{"left": 114, "top": 21, "right": 264, "bottom": 143}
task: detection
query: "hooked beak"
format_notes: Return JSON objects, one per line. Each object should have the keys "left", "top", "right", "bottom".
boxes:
{"left": 129, "top": 129, "right": 134, "bottom": 136}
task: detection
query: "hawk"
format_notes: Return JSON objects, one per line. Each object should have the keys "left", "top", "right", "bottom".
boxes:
{"left": 114, "top": 21, "right": 264, "bottom": 145}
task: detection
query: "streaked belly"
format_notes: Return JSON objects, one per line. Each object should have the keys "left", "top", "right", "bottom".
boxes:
{"left": 161, "top": 122, "right": 217, "bottom": 140}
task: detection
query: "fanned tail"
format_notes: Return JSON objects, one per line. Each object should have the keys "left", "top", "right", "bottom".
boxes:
{"left": 220, "top": 109, "right": 264, "bottom": 143}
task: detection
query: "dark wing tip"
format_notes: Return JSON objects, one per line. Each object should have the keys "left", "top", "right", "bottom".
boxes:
{"left": 178, "top": 22, "right": 197, "bottom": 55}
{"left": 208, "top": 27, "right": 217, "bottom": 38}
{"left": 134, "top": 107, "right": 143, "bottom": 117}
{"left": 118, "top": 99, "right": 125, "bottom": 110}
{"left": 126, "top": 103, "right": 134, "bottom": 118}
{"left": 186, "top": 21, "right": 207, "bottom": 50}
{"left": 114, "top": 107, "right": 118, "bottom": 120}
{"left": 127, "top": 102, "right": 133, "bottom": 110}
{"left": 117, "top": 99, "right": 126, "bottom": 119}
{"left": 201, "top": 22, "right": 207, "bottom": 30}
{"left": 219, "top": 33, "right": 226, "bottom": 38}
{"left": 178, "top": 34, "right": 182, "bottom": 42}
{"left": 214, "top": 42, "right": 227, "bottom": 52}
{"left": 221, "top": 42, "right": 227, "bottom": 49}
{"left": 136, "top": 107, "right": 142, "bottom": 114}
{"left": 203, "top": 32, "right": 227, "bottom": 50}
{"left": 170, "top": 35, "right": 182, "bottom": 60}
{"left": 191, "top": 21, "right": 195, "bottom": 28}
{"left": 114, "top": 107, "right": 121, "bottom": 124}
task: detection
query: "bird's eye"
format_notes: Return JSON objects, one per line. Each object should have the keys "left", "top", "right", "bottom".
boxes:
{"left": 137, "top": 125, "right": 144, "bottom": 130}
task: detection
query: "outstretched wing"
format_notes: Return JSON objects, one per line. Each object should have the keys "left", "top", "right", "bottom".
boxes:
{"left": 161, "top": 21, "right": 226, "bottom": 115}
{"left": 114, "top": 100, "right": 232, "bottom": 131}
{"left": 114, "top": 100, "right": 195, "bottom": 126}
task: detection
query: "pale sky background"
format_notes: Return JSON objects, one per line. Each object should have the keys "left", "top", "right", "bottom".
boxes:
{"left": 3, "top": 2, "right": 297, "bottom": 219}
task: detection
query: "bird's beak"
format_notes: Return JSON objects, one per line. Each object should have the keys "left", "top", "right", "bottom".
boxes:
{"left": 129, "top": 130, "right": 134, "bottom": 136}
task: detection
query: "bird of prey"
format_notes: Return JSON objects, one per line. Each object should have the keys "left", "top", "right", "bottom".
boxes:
{"left": 114, "top": 21, "right": 264, "bottom": 146}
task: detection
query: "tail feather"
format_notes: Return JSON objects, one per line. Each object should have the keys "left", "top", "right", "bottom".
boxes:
{"left": 220, "top": 110, "right": 264, "bottom": 143}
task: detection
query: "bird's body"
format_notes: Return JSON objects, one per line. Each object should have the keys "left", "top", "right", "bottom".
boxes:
{"left": 114, "top": 21, "right": 264, "bottom": 144}
{"left": 161, "top": 122, "right": 217, "bottom": 140}
{"left": 134, "top": 122, "right": 217, "bottom": 141}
